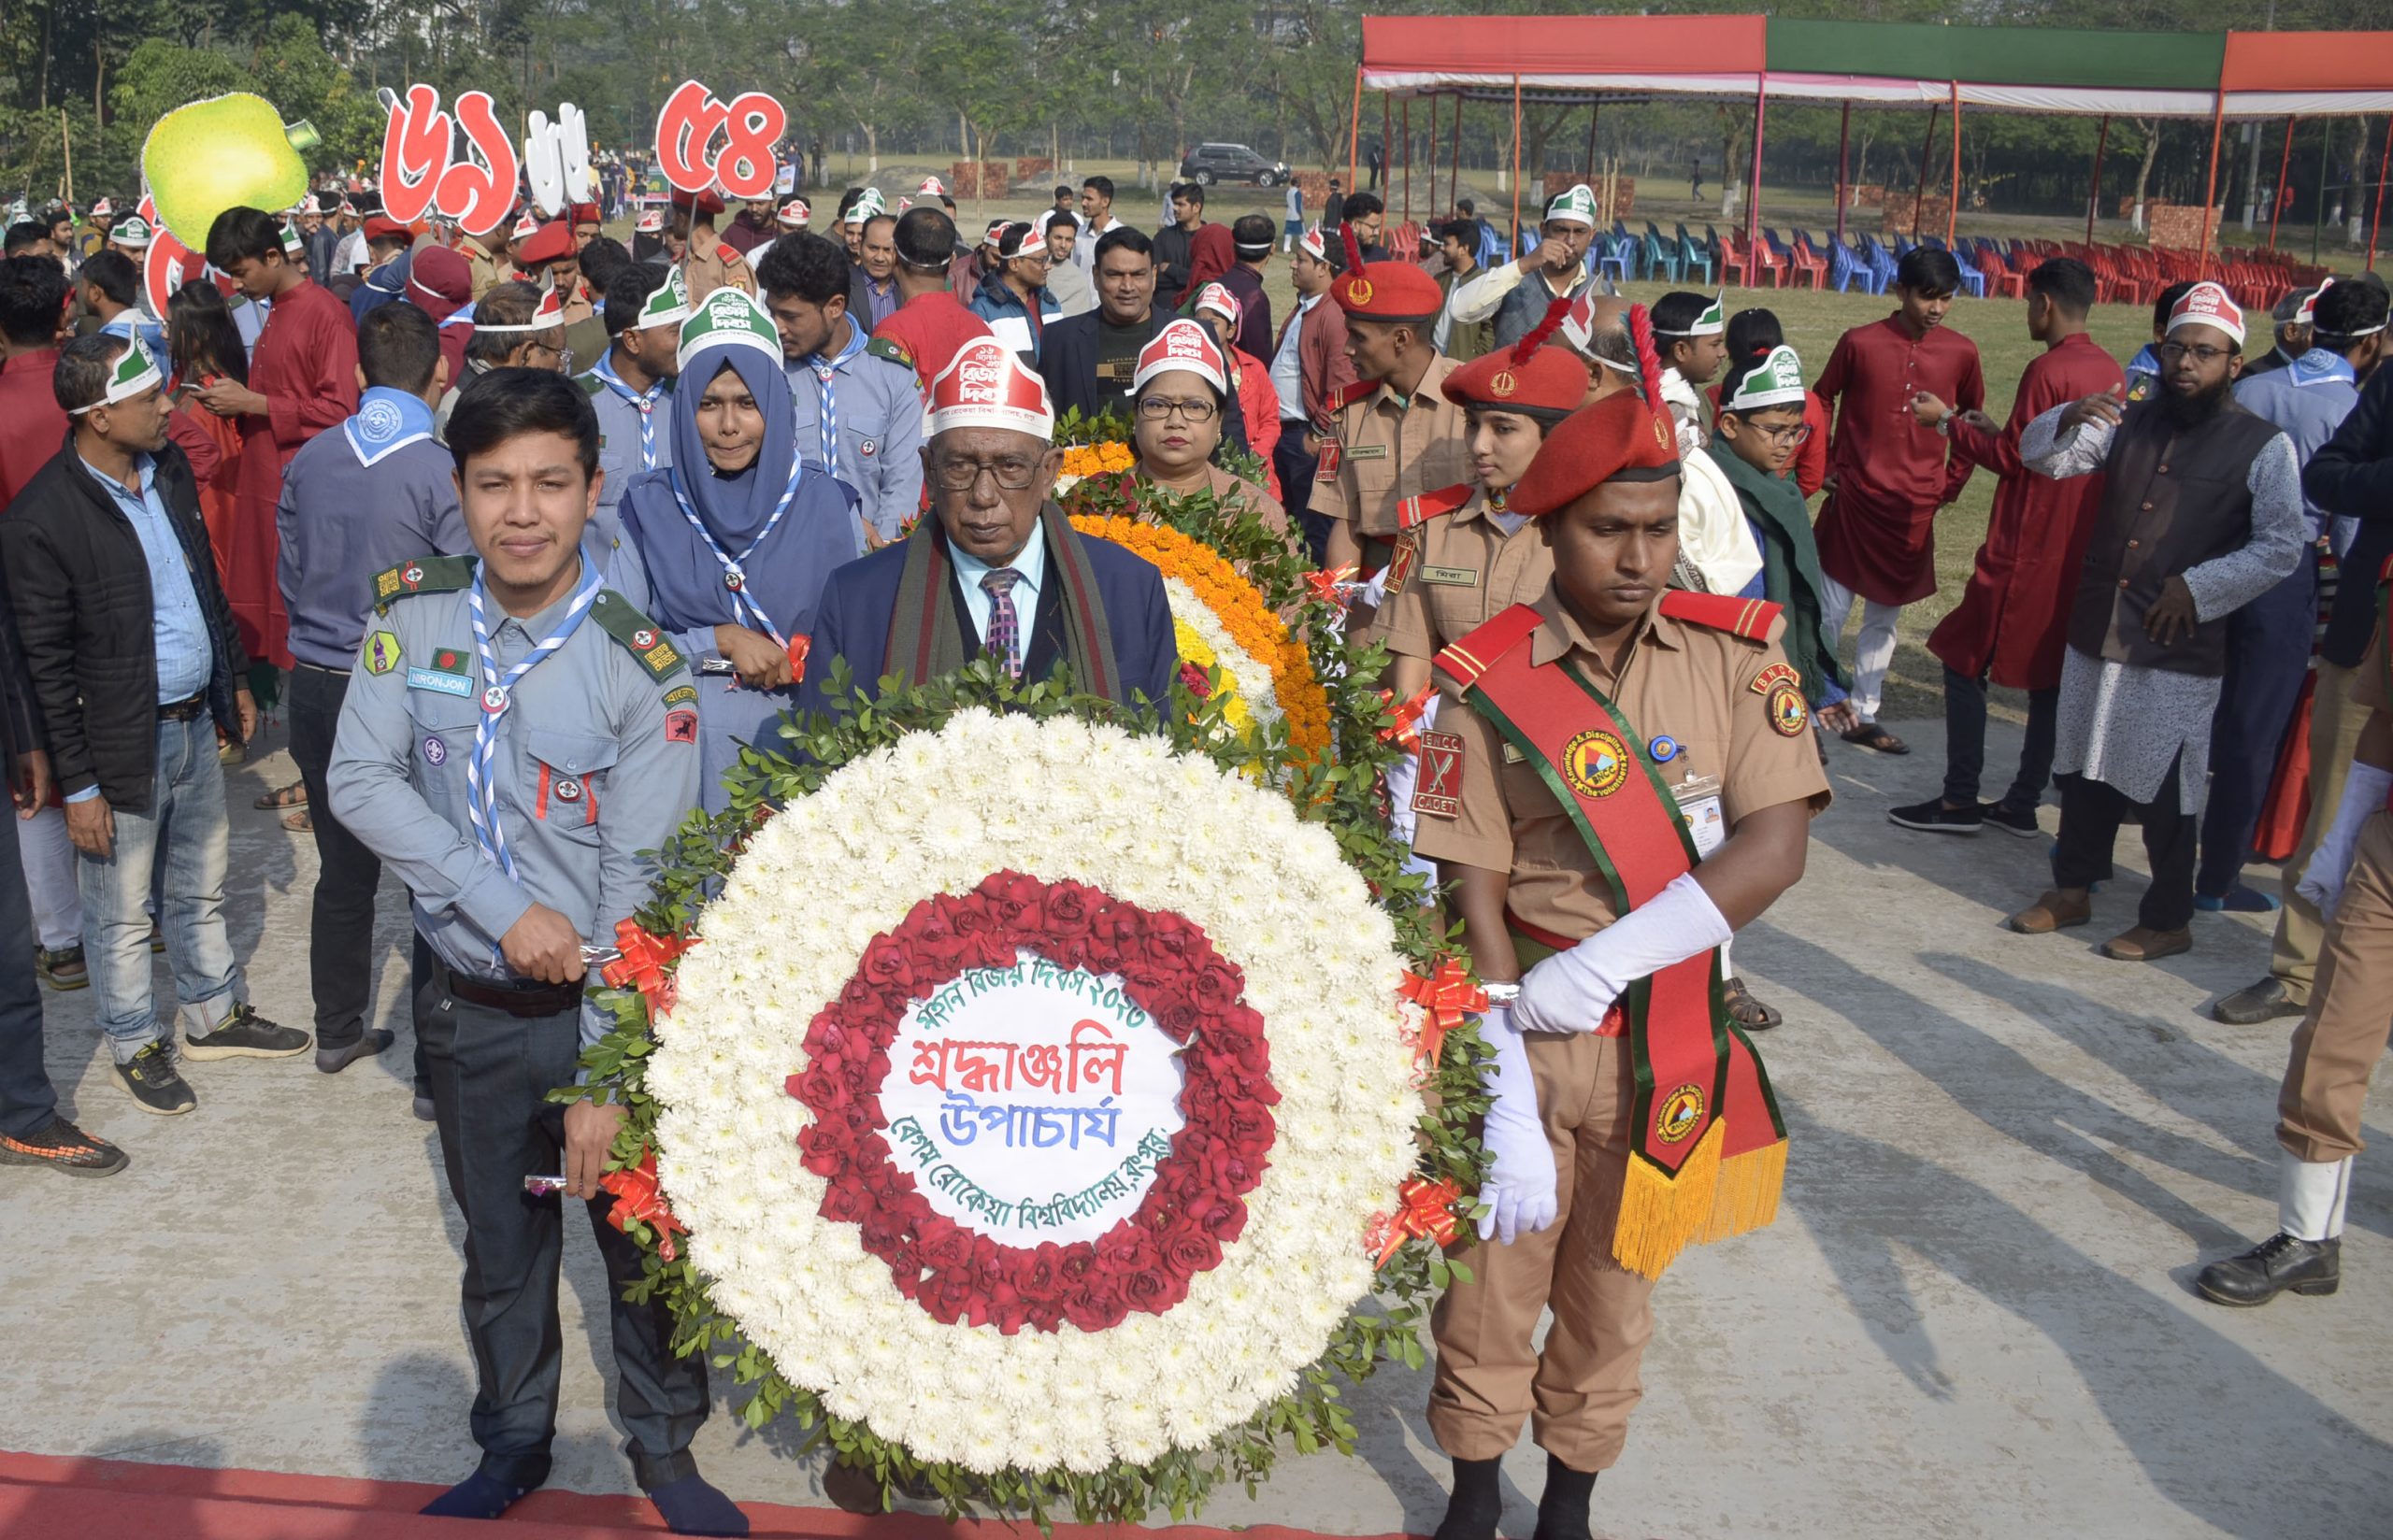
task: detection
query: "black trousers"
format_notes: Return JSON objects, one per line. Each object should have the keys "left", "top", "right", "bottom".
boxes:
{"left": 291, "top": 664, "right": 384, "bottom": 1048}
{"left": 2052, "top": 754, "right": 2199, "bottom": 933}
{"left": 1273, "top": 422, "right": 1329, "bottom": 567}
{"left": 2197, "top": 559, "right": 2316, "bottom": 897}
{"left": 0, "top": 807, "right": 56, "bottom": 1137}
{"left": 418, "top": 960, "right": 709, "bottom": 1491}
{"left": 1940, "top": 666, "right": 2059, "bottom": 812}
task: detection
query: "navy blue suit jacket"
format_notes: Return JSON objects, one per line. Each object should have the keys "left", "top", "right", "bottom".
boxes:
{"left": 793, "top": 519, "right": 1177, "bottom": 727}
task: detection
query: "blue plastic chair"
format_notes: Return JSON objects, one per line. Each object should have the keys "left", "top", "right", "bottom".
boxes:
{"left": 1643, "top": 226, "right": 1683, "bottom": 283}
{"left": 1678, "top": 226, "right": 1712, "bottom": 286}
{"left": 1862, "top": 235, "right": 1898, "bottom": 292}
{"left": 1950, "top": 244, "right": 1987, "bottom": 298}
{"left": 1827, "top": 240, "right": 1861, "bottom": 293}
{"left": 1597, "top": 232, "right": 1636, "bottom": 287}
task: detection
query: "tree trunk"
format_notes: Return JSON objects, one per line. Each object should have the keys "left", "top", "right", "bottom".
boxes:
{"left": 1719, "top": 112, "right": 1744, "bottom": 220}
{"left": 2131, "top": 118, "right": 2161, "bottom": 233}
{"left": 2348, "top": 116, "right": 2372, "bottom": 244}
{"left": 864, "top": 120, "right": 880, "bottom": 176}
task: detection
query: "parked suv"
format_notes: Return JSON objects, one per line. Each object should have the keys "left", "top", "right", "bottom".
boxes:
{"left": 1178, "top": 143, "right": 1286, "bottom": 188}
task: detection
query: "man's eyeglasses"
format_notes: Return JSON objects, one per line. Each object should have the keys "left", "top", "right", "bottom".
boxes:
{"left": 933, "top": 456, "right": 1042, "bottom": 492}
{"left": 1138, "top": 395, "right": 1217, "bottom": 422}
{"left": 1755, "top": 421, "right": 1811, "bottom": 448}
{"left": 523, "top": 341, "right": 573, "bottom": 374}
{"left": 2157, "top": 341, "right": 2234, "bottom": 365}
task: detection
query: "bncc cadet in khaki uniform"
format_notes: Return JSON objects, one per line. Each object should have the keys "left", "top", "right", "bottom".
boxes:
{"left": 2199, "top": 592, "right": 2393, "bottom": 1309}
{"left": 326, "top": 368, "right": 750, "bottom": 1538}
{"left": 1411, "top": 386, "right": 1828, "bottom": 1540}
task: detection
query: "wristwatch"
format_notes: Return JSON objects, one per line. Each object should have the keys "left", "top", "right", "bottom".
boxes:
{"left": 1482, "top": 981, "right": 1522, "bottom": 1005}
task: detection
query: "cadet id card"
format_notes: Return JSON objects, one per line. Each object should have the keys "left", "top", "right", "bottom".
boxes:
{"left": 1669, "top": 772, "right": 1726, "bottom": 860}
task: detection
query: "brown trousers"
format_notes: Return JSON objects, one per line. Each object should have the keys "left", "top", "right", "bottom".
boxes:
{"left": 2271, "top": 662, "right": 2367, "bottom": 1004}
{"left": 2277, "top": 811, "right": 2393, "bottom": 1162}
{"left": 1428, "top": 1031, "right": 1659, "bottom": 1471}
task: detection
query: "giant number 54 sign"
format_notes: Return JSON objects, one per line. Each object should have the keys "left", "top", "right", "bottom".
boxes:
{"left": 654, "top": 80, "right": 786, "bottom": 201}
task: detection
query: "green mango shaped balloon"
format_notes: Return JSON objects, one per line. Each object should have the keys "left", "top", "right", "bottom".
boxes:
{"left": 142, "top": 93, "right": 314, "bottom": 251}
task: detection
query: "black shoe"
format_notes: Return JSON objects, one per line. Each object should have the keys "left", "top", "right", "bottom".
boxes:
{"left": 114, "top": 1043, "right": 196, "bottom": 1115}
{"left": 2196, "top": 1233, "right": 2341, "bottom": 1307}
{"left": 413, "top": 1078, "right": 437, "bottom": 1122}
{"left": 1979, "top": 801, "right": 2043, "bottom": 837}
{"left": 2213, "top": 977, "right": 2305, "bottom": 1025}
{"left": 316, "top": 1028, "right": 394, "bottom": 1075}
{"left": 1888, "top": 797, "right": 1982, "bottom": 834}
{"left": 184, "top": 1004, "right": 311, "bottom": 1061}
{"left": 0, "top": 1116, "right": 129, "bottom": 1176}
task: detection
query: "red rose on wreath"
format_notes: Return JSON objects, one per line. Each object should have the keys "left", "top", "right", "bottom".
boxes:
{"left": 786, "top": 872, "right": 1279, "bottom": 1334}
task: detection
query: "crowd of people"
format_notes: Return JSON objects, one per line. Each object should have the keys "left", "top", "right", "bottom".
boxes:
{"left": 0, "top": 164, "right": 2387, "bottom": 1540}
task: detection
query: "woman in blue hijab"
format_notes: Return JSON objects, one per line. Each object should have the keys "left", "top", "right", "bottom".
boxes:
{"left": 612, "top": 290, "right": 864, "bottom": 814}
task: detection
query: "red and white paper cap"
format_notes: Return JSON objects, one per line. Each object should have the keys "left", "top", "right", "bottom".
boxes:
{"left": 918, "top": 176, "right": 948, "bottom": 196}
{"left": 1296, "top": 223, "right": 1331, "bottom": 264}
{"left": 776, "top": 198, "right": 811, "bottom": 228}
{"left": 1192, "top": 281, "right": 1241, "bottom": 328}
{"left": 2167, "top": 281, "right": 2245, "bottom": 347}
{"left": 1132, "top": 319, "right": 1227, "bottom": 396}
{"left": 509, "top": 209, "right": 542, "bottom": 244}
{"left": 636, "top": 207, "right": 665, "bottom": 234}
{"left": 926, "top": 337, "right": 1055, "bottom": 441}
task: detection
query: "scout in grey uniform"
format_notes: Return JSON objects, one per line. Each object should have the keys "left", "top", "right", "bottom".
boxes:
{"left": 579, "top": 262, "right": 688, "bottom": 549}
{"left": 276, "top": 301, "right": 466, "bottom": 1088}
{"left": 755, "top": 229, "right": 925, "bottom": 543}
{"left": 326, "top": 369, "right": 747, "bottom": 1538}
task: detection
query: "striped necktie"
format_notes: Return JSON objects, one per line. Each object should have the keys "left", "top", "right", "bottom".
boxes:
{"left": 980, "top": 568, "right": 1023, "bottom": 679}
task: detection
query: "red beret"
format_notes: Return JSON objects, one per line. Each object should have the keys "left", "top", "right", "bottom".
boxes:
{"left": 1331, "top": 259, "right": 1444, "bottom": 323}
{"left": 515, "top": 220, "right": 576, "bottom": 267}
{"left": 1506, "top": 392, "right": 1680, "bottom": 519}
{"left": 1442, "top": 338, "right": 1591, "bottom": 416}
{"left": 569, "top": 203, "right": 602, "bottom": 225}
{"left": 363, "top": 215, "right": 412, "bottom": 242}
{"left": 670, "top": 187, "right": 725, "bottom": 217}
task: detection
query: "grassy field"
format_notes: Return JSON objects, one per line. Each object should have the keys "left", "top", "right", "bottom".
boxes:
{"left": 701, "top": 157, "right": 2329, "bottom": 720}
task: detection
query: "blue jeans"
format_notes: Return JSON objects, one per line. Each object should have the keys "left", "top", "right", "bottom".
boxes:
{"left": 77, "top": 714, "right": 243, "bottom": 1061}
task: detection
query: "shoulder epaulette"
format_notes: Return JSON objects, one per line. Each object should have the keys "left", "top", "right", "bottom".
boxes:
{"left": 588, "top": 591, "right": 690, "bottom": 681}
{"left": 1332, "top": 378, "right": 1378, "bottom": 413}
{"left": 1398, "top": 483, "right": 1475, "bottom": 530}
{"left": 1432, "top": 603, "right": 1544, "bottom": 694}
{"left": 371, "top": 553, "right": 476, "bottom": 611}
{"left": 1658, "top": 591, "right": 1781, "bottom": 642}
{"left": 866, "top": 335, "right": 914, "bottom": 370}
{"left": 577, "top": 372, "right": 606, "bottom": 397}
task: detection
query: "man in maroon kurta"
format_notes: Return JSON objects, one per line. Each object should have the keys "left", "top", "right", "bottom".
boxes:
{"left": 1886, "top": 258, "right": 2122, "bottom": 836}
{"left": 1813, "top": 248, "right": 1984, "bottom": 754}
{"left": 194, "top": 207, "right": 358, "bottom": 669}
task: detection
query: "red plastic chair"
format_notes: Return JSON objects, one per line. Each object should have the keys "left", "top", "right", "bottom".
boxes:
{"left": 1718, "top": 230, "right": 1750, "bottom": 287}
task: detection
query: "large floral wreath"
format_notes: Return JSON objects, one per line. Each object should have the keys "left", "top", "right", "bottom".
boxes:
{"left": 569, "top": 509, "right": 1489, "bottom": 1523}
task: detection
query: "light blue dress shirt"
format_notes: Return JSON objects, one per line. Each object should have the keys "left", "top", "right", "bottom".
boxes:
{"left": 948, "top": 529, "right": 1047, "bottom": 649}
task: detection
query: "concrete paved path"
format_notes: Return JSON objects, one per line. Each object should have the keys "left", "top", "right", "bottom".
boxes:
{"left": 6, "top": 720, "right": 2387, "bottom": 1539}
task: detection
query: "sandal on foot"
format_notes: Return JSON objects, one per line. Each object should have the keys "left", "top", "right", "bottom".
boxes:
{"left": 1839, "top": 721, "right": 1909, "bottom": 755}
{"left": 1721, "top": 975, "right": 1783, "bottom": 1031}
{"left": 253, "top": 779, "right": 308, "bottom": 810}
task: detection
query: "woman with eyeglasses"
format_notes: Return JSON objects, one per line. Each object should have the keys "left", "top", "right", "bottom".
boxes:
{"left": 1119, "top": 319, "right": 1287, "bottom": 539}
{"left": 610, "top": 290, "right": 864, "bottom": 814}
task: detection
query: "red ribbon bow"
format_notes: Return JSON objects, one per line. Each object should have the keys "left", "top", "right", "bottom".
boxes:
{"left": 1303, "top": 564, "right": 1360, "bottom": 606}
{"left": 1371, "top": 1175, "right": 1464, "bottom": 1267}
{"left": 600, "top": 919, "right": 686, "bottom": 1017}
{"left": 598, "top": 1147, "right": 690, "bottom": 1262}
{"left": 1377, "top": 684, "right": 1437, "bottom": 752}
{"left": 786, "top": 633, "right": 812, "bottom": 682}
{"left": 1399, "top": 958, "right": 1486, "bottom": 1072}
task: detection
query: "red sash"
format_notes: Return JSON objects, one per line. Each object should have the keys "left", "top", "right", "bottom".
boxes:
{"left": 1439, "top": 604, "right": 1786, "bottom": 1279}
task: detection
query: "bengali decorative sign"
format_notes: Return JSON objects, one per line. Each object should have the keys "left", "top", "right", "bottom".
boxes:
{"left": 136, "top": 193, "right": 237, "bottom": 321}
{"left": 378, "top": 84, "right": 520, "bottom": 235}
{"left": 880, "top": 955, "right": 1186, "bottom": 1246}
{"left": 653, "top": 79, "right": 786, "bottom": 200}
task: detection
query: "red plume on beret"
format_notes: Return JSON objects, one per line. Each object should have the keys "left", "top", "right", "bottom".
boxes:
{"left": 1514, "top": 293, "right": 1573, "bottom": 364}
{"left": 1442, "top": 295, "right": 1591, "bottom": 416}
{"left": 1339, "top": 218, "right": 1365, "bottom": 276}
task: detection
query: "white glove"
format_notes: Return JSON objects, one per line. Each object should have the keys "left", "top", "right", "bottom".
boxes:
{"left": 2296, "top": 763, "right": 2393, "bottom": 920}
{"left": 1475, "top": 1005, "right": 1559, "bottom": 1245}
{"left": 1514, "top": 872, "right": 1733, "bottom": 1035}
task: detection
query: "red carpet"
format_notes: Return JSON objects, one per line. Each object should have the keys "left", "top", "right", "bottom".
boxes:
{"left": 0, "top": 1449, "right": 1416, "bottom": 1539}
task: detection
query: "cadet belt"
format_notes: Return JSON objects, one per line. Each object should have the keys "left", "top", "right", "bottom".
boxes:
{"left": 431, "top": 955, "right": 586, "bottom": 1019}
{"left": 156, "top": 693, "right": 208, "bottom": 721}
{"left": 293, "top": 660, "right": 351, "bottom": 677}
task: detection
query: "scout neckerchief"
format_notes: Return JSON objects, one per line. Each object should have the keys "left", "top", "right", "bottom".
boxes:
{"left": 1436, "top": 602, "right": 1787, "bottom": 1280}
{"left": 590, "top": 355, "right": 665, "bottom": 472}
{"left": 464, "top": 559, "right": 604, "bottom": 884}
{"left": 665, "top": 460, "right": 807, "bottom": 647}
{"left": 805, "top": 321, "right": 870, "bottom": 481}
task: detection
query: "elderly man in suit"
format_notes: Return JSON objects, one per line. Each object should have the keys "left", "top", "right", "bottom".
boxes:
{"left": 795, "top": 336, "right": 1176, "bottom": 722}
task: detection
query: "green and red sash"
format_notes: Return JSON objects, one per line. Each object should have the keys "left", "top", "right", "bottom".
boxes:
{"left": 1437, "top": 603, "right": 1786, "bottom": 1279}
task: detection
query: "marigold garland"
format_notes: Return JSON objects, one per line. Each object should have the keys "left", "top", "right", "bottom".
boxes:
{"left": 1068, "top": 514, "right": 1331, "bottom": 756}
{"left": 1059, "top": 442, "right": 1136, "bottom": 480}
